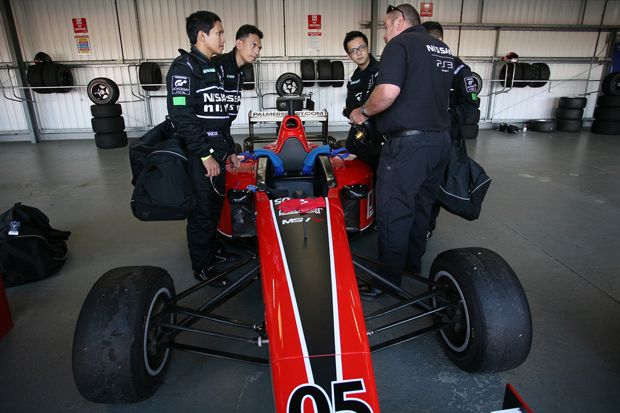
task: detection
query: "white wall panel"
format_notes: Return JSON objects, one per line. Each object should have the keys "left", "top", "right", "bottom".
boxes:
{"left": 285, "top": 0, "right": 371, "bottom": 57}
{"left": 258, "top": 0, "right": 286, "bottom": 57}
{"left": 498, "top": 31, "right": 599, "bottom": 57}
{"left": 482, "top": 0, "right": 586, "bottom": 24}
{"left": 0, "top": 12, "right": 12, "bottom": 63}
{"left": 0, "top": 69, "right": 29, "bottom": 133}
{"left": 11, "top": 0, "right": 122, "bottom": 62}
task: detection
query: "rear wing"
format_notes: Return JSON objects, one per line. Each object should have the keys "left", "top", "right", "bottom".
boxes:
{"left": 248, "top": 110, "right": 329, "bottom": 138}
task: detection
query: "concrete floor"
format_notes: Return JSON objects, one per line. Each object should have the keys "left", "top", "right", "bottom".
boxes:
{"left": 0, "top": 128, "right": 619, "bottom": 412}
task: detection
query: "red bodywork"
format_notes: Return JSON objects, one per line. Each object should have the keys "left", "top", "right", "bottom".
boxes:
{"left": 218, "top": 114, "right": 379, "bottom": 412}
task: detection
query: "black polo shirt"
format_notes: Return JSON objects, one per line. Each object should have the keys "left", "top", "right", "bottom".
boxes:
{"left": 375, "top": 25, "right": 454, "bottom": 134}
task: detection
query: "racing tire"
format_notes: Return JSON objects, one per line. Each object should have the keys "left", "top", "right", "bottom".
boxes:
{"left": 138, "top": 62, "right": 162, "bottom": 91}
{"left": 42, "top": 63, "right": 74, "bottom": 93}
{"left": 555, "top": 107, "right": 583, "bottom": 120}
{"left": 26, "top": 64, "right": 51, "bottom": 93}
{"left": 241, "top": 64, "right": 255, "bottom": 90}
{"left": 528, "top": 119, "right": 556, "bottom": 133}
{"left": 95, "top": 131, "right": 128, "bottom": 149}
{"left": 498, "top": 63, "right": 522, "bottom": 88}
{"left": 72, "top": 266, "right": 175, "bottom": 403}
{"left": 430, "top": 248, "right": 532, "bottom": 373}
{"left": 317, "top": 59, "right": 332, "bottom": 87}
{"left": 557, "top": 119, "right": 582, "bottom": 132}
{"left": 331, "top": 61, "right": 345, "bottom": 87}
{"left": 91, "top": 116, "right": 125, "bottom": 134}
{"left": 243, "top": 137, "right": 253, "bottom": 152}
{"left": 275, "top": 72, "right": 303, "bottom": 96}
{"left": 90, "top": 103, "right": 122, "bottom": 118}
{"left": 528, "top": 63, "right": 550, "bottom": 88}
{"left": 601, "top": 72, "right": 620, "bottom": 96}
{"left": 591, "top": 119, "right": 620, "bottom": 135}
{"left": 596, "top": 95, "right": 620, "bottom": 107}
{"left": 558, "top": 96, "right": 587, "bottom": 109}
{"left": 515, "top": 63, "right": 532, "bottom": 87}
{"left": 88, "top": 77, "right": 120, "bottom": 105}
{"left": 593, "top": 105, "right": 620, "bottom": 121}
{"left": 461, "top": 124, "right": 479, "bottom": 139}
{"left": 300, "top": 59, "right": 316, "bottom": 87}
{"left": 470, "top": 72, "right": 483, "bottom": 94}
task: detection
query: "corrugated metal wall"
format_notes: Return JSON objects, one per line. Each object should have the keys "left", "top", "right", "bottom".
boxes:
{"left": 0, "top": 0, "right": 618, "bottom": 140}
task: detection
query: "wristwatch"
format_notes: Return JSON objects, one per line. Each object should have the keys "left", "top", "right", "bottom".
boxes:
{"left": 360, "top": 105, "right": 369, "bottom": 117}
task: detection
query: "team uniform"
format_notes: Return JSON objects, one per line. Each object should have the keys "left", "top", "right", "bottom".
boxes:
{"left": 374, "top": 25, "right": 454, "bottom": 284}
{"left": 343, "top": 55, "right": 381, "bottom": 170}
{"left": 212, "top": 49, "right": 244, "bottom": 132}
{"left": 166, "top": 46, "right": 236, "bottom": 275}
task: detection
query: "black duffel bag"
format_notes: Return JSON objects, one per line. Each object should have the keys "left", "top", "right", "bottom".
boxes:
{"left": 438, "top": 136, "right": 492, "bottom": 221}
{"left": 0, "top": 203, "right": 71, "bottom": 287}
{"left": 129, "top": 118, "right": 174, "bottom": 185}
{"left": 130, "top": 138, "right": 196, "bottom": 221}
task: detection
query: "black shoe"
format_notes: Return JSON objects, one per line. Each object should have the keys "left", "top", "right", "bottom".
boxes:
{"left": 358, "top": 283, "right": 383, "bottom": 299}
{"left": 194, "top": 266, "right": 229, "bottom": 288}
{"left": 214, "top": 248, "right": 242, "bottom": 265}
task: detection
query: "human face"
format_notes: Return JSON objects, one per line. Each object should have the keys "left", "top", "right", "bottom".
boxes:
{"left": 383, "top": 12, "right": 402, "bottom": 43}
{"left": 235, "top": 33, "right": 262, "bottom": 66}
{"left": 200, "top": 20, "right": 225, "bottom": 56}
{"left": 346, "top": 38, "right": 370, "bottom": 69}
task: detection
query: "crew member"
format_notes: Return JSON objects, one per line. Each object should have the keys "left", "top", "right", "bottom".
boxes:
{"left": 213, "top": 24, "right": 263, "bottom": 132}
{"left": 349, "top": 4, "right": 453, "bottom": 288}
{"left": 166, "top": 11, "right": 240, "bottom": 286}
{"left": 342, "top": 31, "right": 381, "bottom": 171}
{"left": 423, "top": 21, "right": 481, "bottom": 237}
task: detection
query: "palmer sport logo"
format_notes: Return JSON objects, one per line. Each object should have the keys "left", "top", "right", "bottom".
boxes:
{"left": 171, "top": 75, "right": 190, "bottom": 95}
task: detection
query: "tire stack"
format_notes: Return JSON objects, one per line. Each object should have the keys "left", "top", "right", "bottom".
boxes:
{"left": 87, "top": 77, "right": 127, "bottom": 149}
{"left": 138, "top": 62, "right": 162, "bottom": 91}
{"left": 555, "top": 97, "right": 586, "bottom": 132}
{"left": 300, "top": 59, "right": 345, "bottom": 88}
{"left": 592, "top": 72, "right": 620, "bottom": 135}
{"left": 26, "top": 62, "right": 73, "bottom": 94}
{"left": 498, "top": 62, "right": 550, "bottom": 88}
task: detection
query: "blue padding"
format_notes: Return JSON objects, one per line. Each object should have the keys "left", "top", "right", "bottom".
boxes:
{"left": 301, "top": 145, "right": 331, "bottom": 175}
{"left": 253, "top": 149, "right": 284, "bottom": 176}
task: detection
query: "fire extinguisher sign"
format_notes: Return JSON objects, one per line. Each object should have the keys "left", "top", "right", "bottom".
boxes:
{"left": 420, "top": 2, "right": 434, "bottom": 17}
{"left": 308, "top": 15, "right": 321, "bottom": 30}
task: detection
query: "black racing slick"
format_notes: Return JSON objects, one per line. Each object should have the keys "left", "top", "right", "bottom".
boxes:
{"left": 212, "top": 49, "right": 244, "bottom": 130}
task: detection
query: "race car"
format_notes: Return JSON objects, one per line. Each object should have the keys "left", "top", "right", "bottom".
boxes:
{"left": 72, "top": 97, "right": 532, "bottom": 412}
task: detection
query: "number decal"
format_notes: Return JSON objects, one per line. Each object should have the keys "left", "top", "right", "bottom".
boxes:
{"left": 287, "top": 380, "right": 373, "bottom": 413}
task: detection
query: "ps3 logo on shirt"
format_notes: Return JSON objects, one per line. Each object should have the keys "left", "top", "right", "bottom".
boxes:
{"left": 171, "top": 75, "right": 190, "bottom": 95}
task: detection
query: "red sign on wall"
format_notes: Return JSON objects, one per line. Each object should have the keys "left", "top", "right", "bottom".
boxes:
{"left": 420, "top": 2, "right": 434, "bottom": 17}
{"left": 308, "top": 15, "right": 321, "bottom": 30}
{"left": 72, "top": 18, "right": 88, "bottom": 33}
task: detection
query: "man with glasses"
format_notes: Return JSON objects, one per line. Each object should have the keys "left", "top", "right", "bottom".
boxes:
{"left": 342, "top": 31, "right": 381, "bottom": 171}
{"left": 349, "top": 4, "right": 454, "bottom": 289}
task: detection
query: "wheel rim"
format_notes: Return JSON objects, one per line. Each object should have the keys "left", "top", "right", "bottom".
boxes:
{"left": 143, "top": 287, "right": 172, "bottom": 376}
{"left": 433, "top": 270, "right": 471, "bottom": 352}
{"left": 91, "top": 83, "right": 110, "bottom": 101}
{"left": 283, "top": 79, "right": 298, "bottom": 94}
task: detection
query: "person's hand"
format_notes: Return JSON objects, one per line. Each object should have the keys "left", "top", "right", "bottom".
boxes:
{"left": 349, "top": 107, "right": 368, "bottom": 125}
{"left": 203, "top": 156, "right": 220, "bottom": 177}
{"left": 228, "top": 153, "right": 240, "bottom": 169}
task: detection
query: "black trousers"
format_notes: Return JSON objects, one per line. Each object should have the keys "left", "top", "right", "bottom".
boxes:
{"left": 186, "top": 154, "right": 226, "bottom": 273}
{"left": 376, "top": 131, "right": 451, "bottom": 285}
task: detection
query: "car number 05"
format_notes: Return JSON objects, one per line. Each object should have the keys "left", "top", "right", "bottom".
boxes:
{"left": 287, "top": 379, "right": 373, "bottom": 413}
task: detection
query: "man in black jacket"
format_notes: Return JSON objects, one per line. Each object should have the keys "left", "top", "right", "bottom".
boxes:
{"left": 423, "top": 21, "right": 481, "bottom": 237}
{"left": 213, "top": 24, "right": 263, "bottom": 131}
{"left": 342, "top": 31, "right": 381, "bottom": 170}
{"left": 166, "top": 11, "right": 240, "bottom": 285}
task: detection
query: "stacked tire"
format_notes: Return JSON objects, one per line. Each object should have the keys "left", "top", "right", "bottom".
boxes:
{"left": 87, "top": 77, "right": 127, "bottom": 149}
{"left": 498, "top": 62, "right": 550, "bottom": 88}
{"left": 555, "top": 97, "right": 586, "bottom": 132}
{"left": 300, "top": 59, "right": 345, "bottom": 88}
{"left": 591, "top": 72, "right": 620, "bottom": 135}
{"left": 26, "top": 62, "right": 73, "bottom": 94}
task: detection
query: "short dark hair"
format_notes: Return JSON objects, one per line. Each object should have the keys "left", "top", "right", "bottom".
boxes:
{"left": 186, "top": 11, "right": 221, "bottom": 45}
{"left": 236, "top": 24, "right": 263, "bottom": 40}
{"left": 388, "top": 4, "right": 421, "bottom": 26}
{"left": 422, "top": 21, "right": 443, "bottom": 39}
{"left": 343, "top": 31, "right": 368, "bottom": 53}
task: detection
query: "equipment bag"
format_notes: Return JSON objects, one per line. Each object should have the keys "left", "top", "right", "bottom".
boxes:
{"left": 0, "top": 203, "right": 71, "bottom": 287}
{"left": 438, "top": 136, "right": 492, "bottom": 221}
{"left": 129, "top": 118, "right": 175, "bottom": 185}
{"left": 130, "top": 138, "right": 196, "bottom": 221}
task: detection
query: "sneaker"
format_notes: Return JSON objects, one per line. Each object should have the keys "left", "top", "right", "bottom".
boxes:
{"left": 194, "top": 266, "right": 229, "bottom": 288}
{"left": 214, "top": 248, "right": 242, "bottom": 265}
